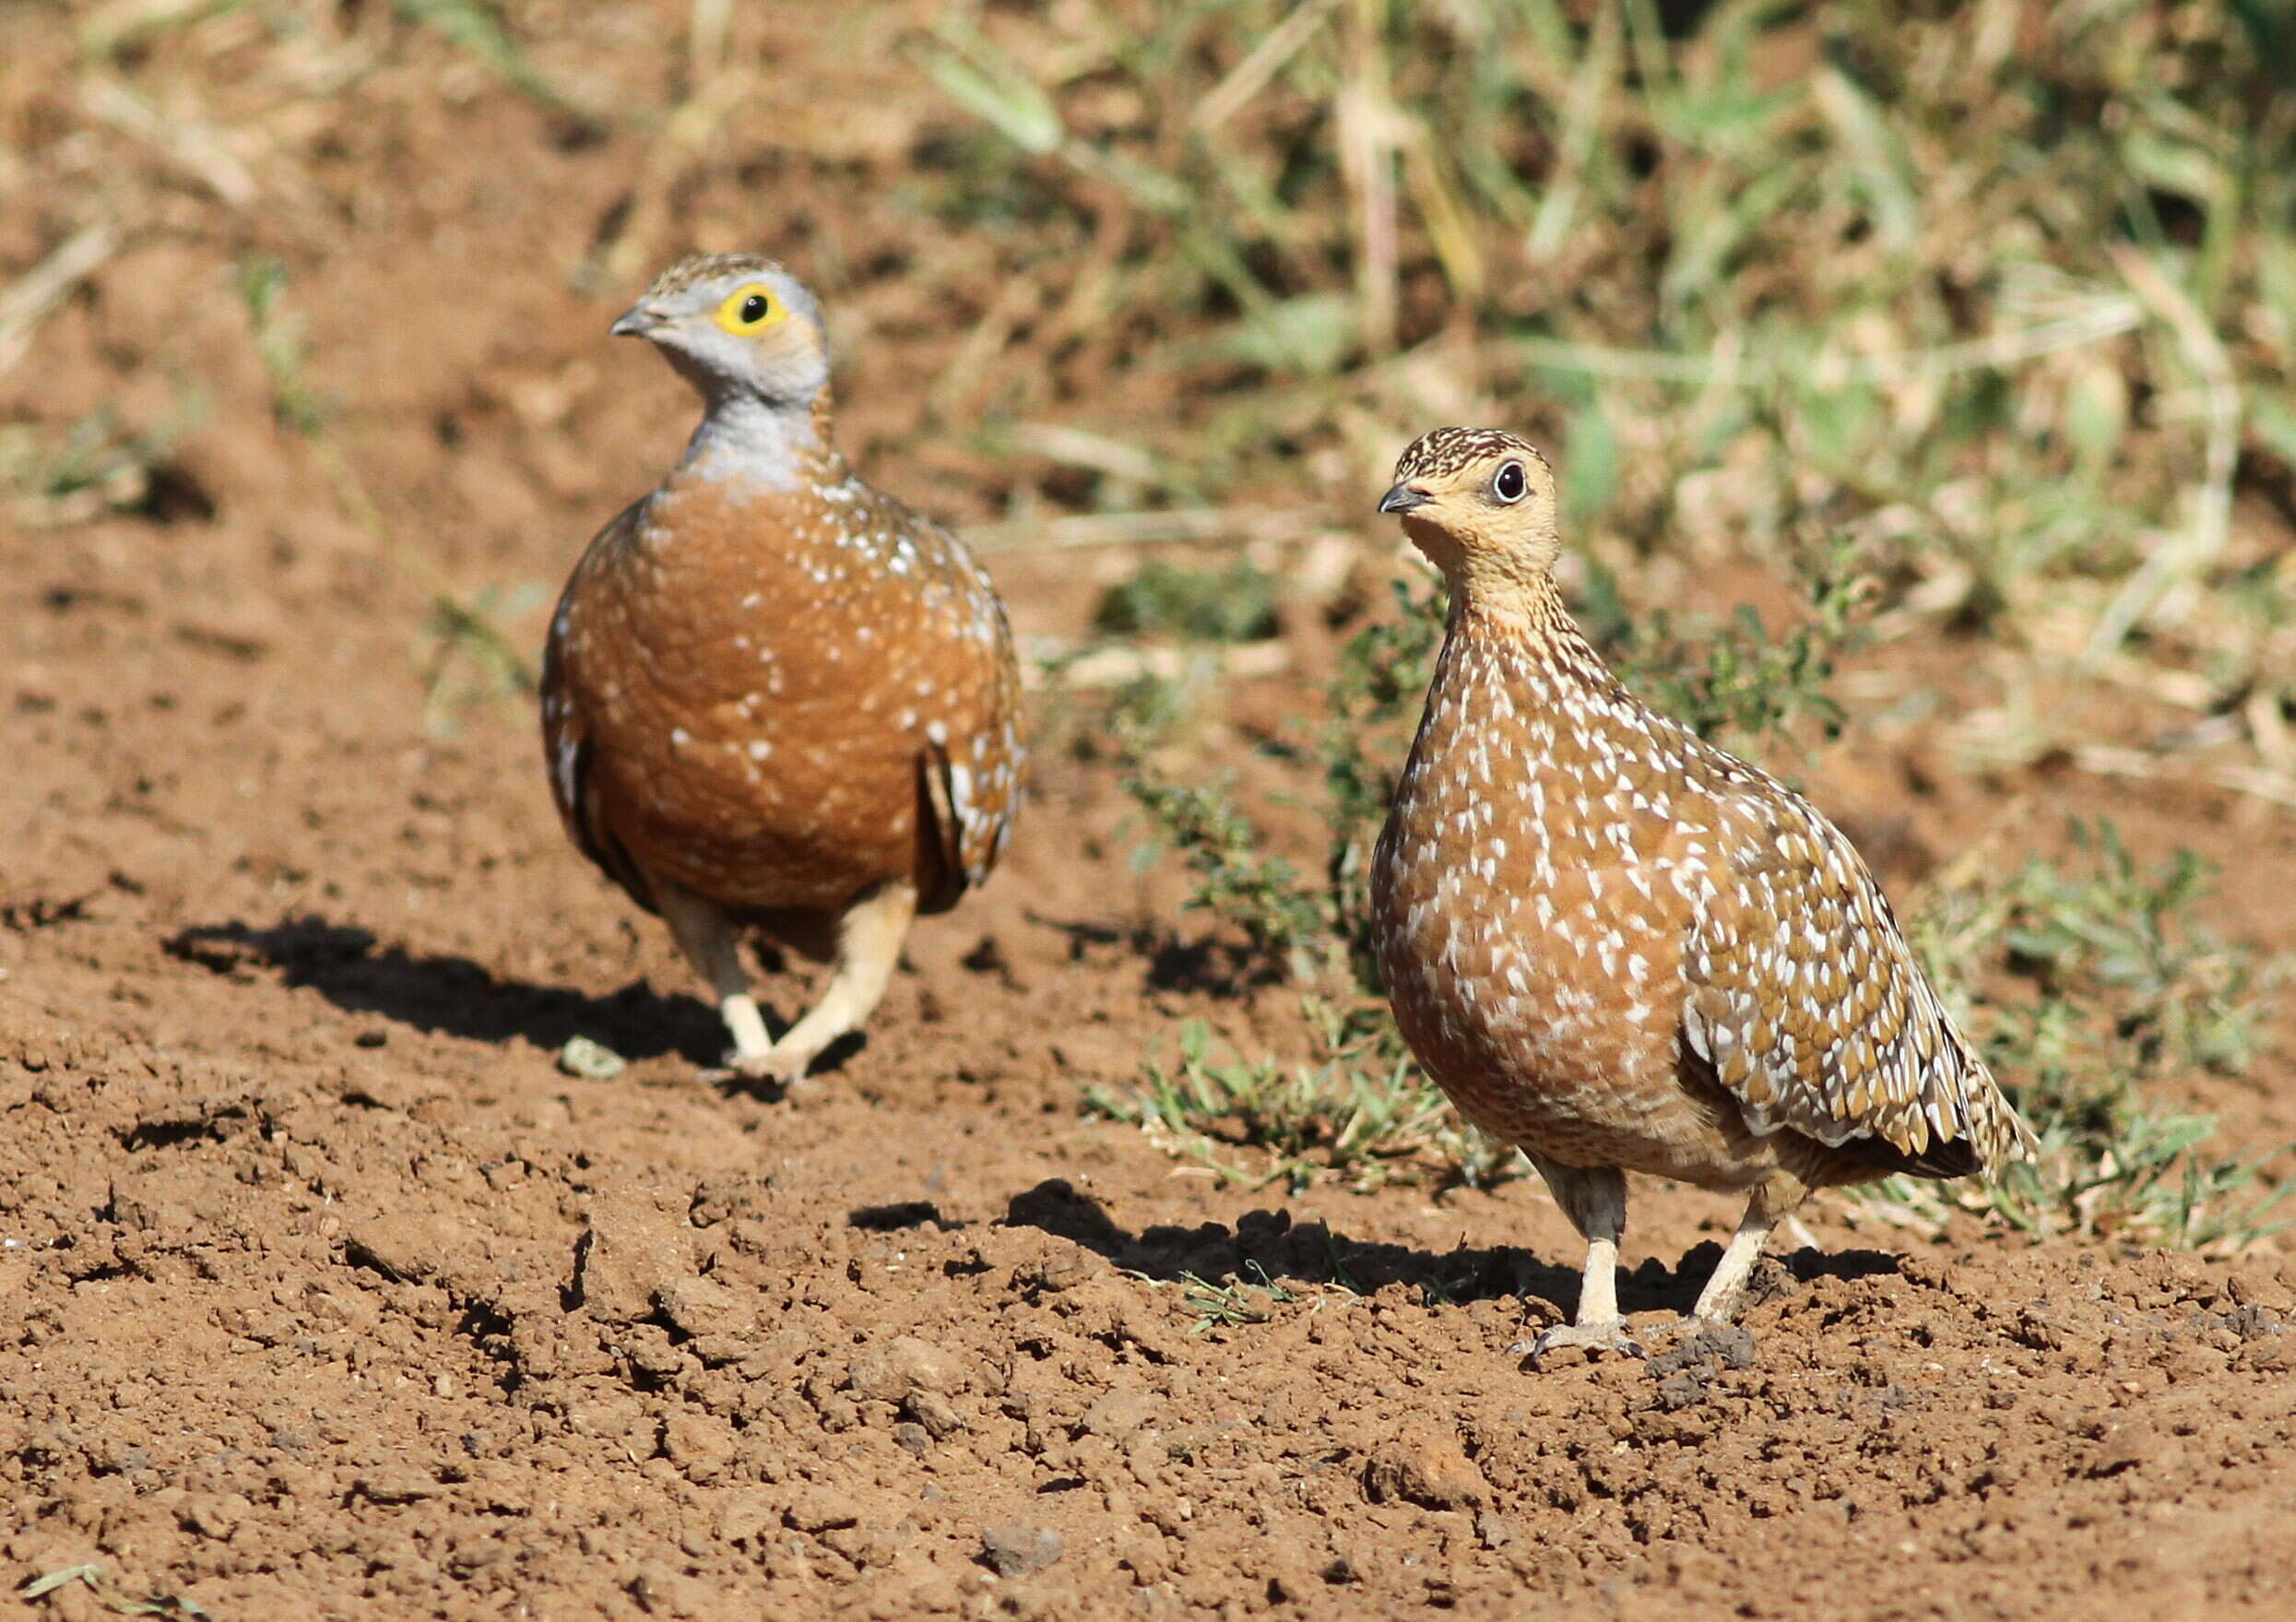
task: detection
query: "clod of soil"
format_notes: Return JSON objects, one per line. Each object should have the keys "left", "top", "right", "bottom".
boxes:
{"left": 980, "top": 1521, "right": 1066, "bottom": 1577}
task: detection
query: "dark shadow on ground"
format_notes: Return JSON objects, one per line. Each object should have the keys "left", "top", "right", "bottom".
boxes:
{"left": 999, "top": 1177, "right": 1904, "bottom": 1323}
{"left": 1024, "top": 911, "right": 1281, "bottom": 999}
{"left": 167, "top": 916, "right": 731, "bottom": 1067}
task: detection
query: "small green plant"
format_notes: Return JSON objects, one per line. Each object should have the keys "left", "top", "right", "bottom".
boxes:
{"left": 1119, "top": 776, "right": 1324, "bottom": 979}
{"left": 1085, "top": 1014, "right": 1509, "bottom": 1193}
{"left": 387, "top": 0, "right": 584, "bottom": 116}
{"left": 1587, "top": 538, "right": 1869, "bottom": 748}
{"left": 1870, "top": 823, "right": 2290, "bottom": 1251}
{"left": 1093, "top": 558, "right": 1280, "bottom": 644}
{"left": 1121, "top": 1260, "right": 1348, "bottom": 1335}
{"left": 1118, "top": 574, "right": 1455, "bottom": 994}
{"left": 1097, "top": 667, "right": 1210, "bottom": 756}
{"left": 232, "top": 258, "right": 326, "bottom": 438}
{"left": 1177, "top": 1262, "right": 1301, "bottom": 1332}
{"left": 1318, "top": 575, "right": 1450, "bottom": 987}
{"left": 420, "top": 580, "right": 546, "bottom": 728}
{"left": 0, "top": 396, "right": 207, "bottom": 527}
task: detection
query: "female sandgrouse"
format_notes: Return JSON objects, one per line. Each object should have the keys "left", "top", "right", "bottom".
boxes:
{"left": 1370, "top": 428, "right": 2030, "bottom": 1357}
{"left": 541, "top": 255, "right": 1023, "bottom": 1085}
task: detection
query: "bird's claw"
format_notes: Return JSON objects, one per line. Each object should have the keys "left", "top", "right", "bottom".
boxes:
{"left": 1508, "top": 1320, "right": 1647, "bottom": 1366}
{"left": 703, "top": 1045, "right": 820, "bottom": 1095}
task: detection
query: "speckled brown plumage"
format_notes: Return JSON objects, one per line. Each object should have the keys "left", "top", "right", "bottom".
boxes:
{"left": 541, "top": 255, "right": 1022, "bottom": 1083}
{"left": 1370, "top": 428, "right": 2030, "bottom": 1355}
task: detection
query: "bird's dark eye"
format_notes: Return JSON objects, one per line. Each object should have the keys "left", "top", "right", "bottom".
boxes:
{"left": 715, "top": 285, "right": 781, "bottom": 334}
{"left": 1493, "top": 460, "right": 1527, "bottom": 503}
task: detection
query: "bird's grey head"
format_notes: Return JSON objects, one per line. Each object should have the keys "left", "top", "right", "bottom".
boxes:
{"left": 610, "top": 254, "right": 831, "bottom": 413}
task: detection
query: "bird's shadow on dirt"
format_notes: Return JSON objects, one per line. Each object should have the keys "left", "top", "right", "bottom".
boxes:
{"left": 1027, "top": 912, "right": 1282, "bottom": 1000}
{"left": 166, "top": 916, "right": 732, "bottom": 1067}
{"left": 989, "top": 1177, "right": 1905, "bottom": 1323}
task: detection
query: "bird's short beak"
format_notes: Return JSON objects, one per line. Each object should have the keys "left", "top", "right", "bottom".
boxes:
{"left": 1378, "top": 481, "right": 1430, "bottom": 515}
{"left": 610, "top": 303, "right": 668, "bottom": 338}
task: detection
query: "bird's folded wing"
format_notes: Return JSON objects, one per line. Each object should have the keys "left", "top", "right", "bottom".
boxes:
{"left": 540, "top": 502, "right": 658, "bottom": 913}
{"left": 911, "top": 561, "right": 1024, "bottom": 915}
{"left": 1680, "top": 789, "right": 2022, "bottom": 1177}
{"left": 915, "top": 740, "right": 973, "bottom": 915}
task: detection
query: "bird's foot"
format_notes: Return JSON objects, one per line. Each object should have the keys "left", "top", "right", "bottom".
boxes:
{"left": 1507, "top": 1319, "right": 1647, "bottom": 1367}
{"left": 702, "top": 1044, "right": 822, "bottom": 1097}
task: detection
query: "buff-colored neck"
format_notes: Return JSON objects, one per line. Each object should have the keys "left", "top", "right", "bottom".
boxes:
{"left": 1444, "top": 556, "right": 1573, "bottom": 640}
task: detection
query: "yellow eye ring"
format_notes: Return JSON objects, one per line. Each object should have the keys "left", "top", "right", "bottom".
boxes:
{"left": 714, "top": 284, "right": 786, "bottom": 335}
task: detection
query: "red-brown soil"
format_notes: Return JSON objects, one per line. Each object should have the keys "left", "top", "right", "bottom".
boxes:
{"left": 5, "top": 6, "right": 2296, "bottom": 1619}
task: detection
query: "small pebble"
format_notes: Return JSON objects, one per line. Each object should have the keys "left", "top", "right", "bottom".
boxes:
{"left": 979, "top": 1521, "right": 1063, "bottom": 1577}
{"left": 558, "top": 1036, "right": 626, "bottom": 1080}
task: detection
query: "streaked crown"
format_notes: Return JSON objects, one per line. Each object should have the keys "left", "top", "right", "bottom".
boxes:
{"left": 1390, "top": 426, "right": 1551, "bottom": 489}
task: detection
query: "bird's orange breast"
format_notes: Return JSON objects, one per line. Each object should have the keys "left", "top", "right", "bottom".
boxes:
{"left": 543, "top": 467, "right": 1021, "bottom": 918}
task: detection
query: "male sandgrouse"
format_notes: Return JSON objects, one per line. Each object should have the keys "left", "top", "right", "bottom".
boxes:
{"left": 1370, "top": 428, "right": 2030, "bottom": 1357}
{"left": 541, "top": 255, "right": 1023, "bottom": 1084}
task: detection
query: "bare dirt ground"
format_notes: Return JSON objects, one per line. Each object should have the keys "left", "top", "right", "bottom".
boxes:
{"left": 4, "top": 5, "right": 2296, "bottom": 1619}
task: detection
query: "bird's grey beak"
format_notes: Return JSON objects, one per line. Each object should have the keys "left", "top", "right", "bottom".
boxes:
{"left": 610, "top": 303, "right": 668, "bottom": 338}
{"left": 1378, "top": 481, "right": 1429, "bottom": 515}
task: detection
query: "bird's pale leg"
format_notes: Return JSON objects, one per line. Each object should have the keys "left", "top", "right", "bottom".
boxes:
{"left": 1686, "top": 1199, "right": 1781, "bottom": 1325}
{"left": 654, "top": 880, "right": 775, "bottom": 1070}
{"left": 1513, "top": 1160, "right": 1644, "bottom": 1362}
{"left": 748, "top": 880, "right": 918, "bottom": 1084}
{"left": 1574, "top": 1232, "right": 1623, "bottom": 1324}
